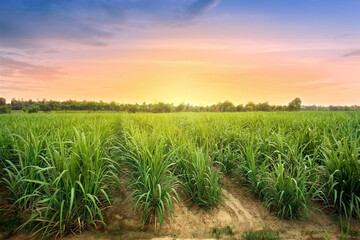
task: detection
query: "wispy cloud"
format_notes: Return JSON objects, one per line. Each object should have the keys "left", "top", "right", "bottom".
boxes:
{"left": 0, "top": 56, "right": 63, "bottom": 80}
{"left": 0, "top": 79, "right": 26, "bottom": 85}
{"left": 343, "top": 50, "right": 360, "bottom": 58}
{"left": 334, "top": 33, "right": 350, "bottom": 41}
{"left": 0, "top": 0, "right": 222, "bottom": 48}
{"left": 0, "top": 85, "right": 41, "bottom": 93}
{"left": 293, "top": 79, "right": 334, "bottom": 87}
{"left": 0, "top": 79, "right": 42, "bottom": 94}
{"left": 187, "top": 0, "right": 221, "bottom": 17}
{"left": 0, "top": 51, "right": 23, "bottom": 56}
{"left": 42, "top": 49, "right": 59, "bottom": 54}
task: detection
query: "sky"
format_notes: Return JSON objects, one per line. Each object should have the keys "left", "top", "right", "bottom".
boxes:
{"left": 0, "top": 0, "right": 360, "bottom": 106}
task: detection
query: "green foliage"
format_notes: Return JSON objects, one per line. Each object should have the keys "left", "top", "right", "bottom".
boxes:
{"left": 212, "top": 227, "right": 222, "bottom": 240}
{"left": 5, "top": 97, "right": 360, "bottom": 112}
{"left": 224, "top": 226, "right": 235, "bottom": 237}
{"left": 0, "top": 105, "right": 11, "bottom": 114}
{"left": 0, "top": 97, "right": 6, "bottom": 106}
{"left": 40, "top": 103, "right": 52, "bottom": 112}
{"left": 179, "top": 147, "right": 222, "bottom": 208}
{"left": 1, "top": 111, "right": 360, "bottom": 238}
{"left": 0, "top": 114, "right": 120, "bottom": 239}
{"left": 261, "top": 155, "right": 318, "bottom": 219}
{"left": 23, "top": 128, "right": 118, "bottom": 238}
{"left": 119, "top": 129, "right": 180, "bottom": 229}
{"left": 322, "top": 136, "right": 360, "bottom": 219}
{"left": 238, "top": 140, "right": 267, "bottom": 199}
{"left": 242, "top": 229, "right": 280, "bottom": 240}
{"left": 26, "top": 105, "right": 40, "bottom": 113}
{"left": 288, "top": 97, "right": 302, "bottom": 111}
{"left": 213, "top": 144, "right": 238, "bottom": 175}
{"left": 211, "top": 226, "right": 235, "bottom": 239}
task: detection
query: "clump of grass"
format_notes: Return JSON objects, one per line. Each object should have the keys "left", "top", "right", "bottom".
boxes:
{"left": 212, "top": 227, "right": 222, "bottom": 240}
{"left": 120, "top": 131, "right": 180, "bottom": 230}
{"left": 213, "top": 144, "right": 239, "bottom": 175}
{"left": 242, "top": 229, "right": 280, "bottom": 240}
{"left": 179, "top": 146, "right": 222, "bottom": 208}
{"left": 224, "top": 225, "right": 235, "bottom": 237}
{"left": 322, "top": 136, "right": 360, "bottom": 219}
{"left": 2, "top": 131, "right": 48, "bottom": 209}
{"left": 238, "top": 141, "right": 267, "bottom": 199}
{"left": 23, "top": 127, "right": 118, "bottom": 239}
{"left": 262, "top": 156, "right": 317, "bottom": 219}
{"left": 0, "top": 127, "right": 13, "bottom": 172}
{"left": 1, "top": 115, "right": 120, "bottom": 239}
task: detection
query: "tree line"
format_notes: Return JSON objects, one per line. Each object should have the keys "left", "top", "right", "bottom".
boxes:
{"left": 0, "top": 97, "right": 358, "bottom": 114}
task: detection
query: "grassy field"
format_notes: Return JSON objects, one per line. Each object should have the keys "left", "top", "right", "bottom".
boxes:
{"left": 0, "top": 112, "right": 359, "bottom": 239}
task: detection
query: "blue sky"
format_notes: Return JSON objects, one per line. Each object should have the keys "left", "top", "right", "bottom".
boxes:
{"left": 1, "top": 0, "right": 359, "bottom": 48}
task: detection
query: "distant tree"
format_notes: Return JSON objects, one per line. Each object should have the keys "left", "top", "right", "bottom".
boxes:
{"left": 0, "top": 97, "right": 5, "bottom": 106}
{"left": 302, "top": 105, "right": 317, "bottom": 111}
{"left": 245, "top": 106, "right": 252, "bottom": 111}
{"left": 109, "top": 101, "right": 117, "bottom": 111}
{"left": 47, "top": 100, "right": 60, "bottom": 111}
{"left": 11, "top": 98, "right": 16, "bottom": 106}
{"left": 274, "top": 105, "right": 286, "bottom": 111}
{"left": 218, "top": 101, "right": 235, "bottom": 112}
{"left": 288, "top": 97, "right": 302, "bottom": 111}
{"left": 0, "top": 105, "right": 11, "bottom": 114}
{"left": 209, "top": 104, "right": 219, "bottom": 112}
{"left": 175, "top": 103, "right": 186, "bottom": 112}
{"left": 11, "top": 98, "right": 24, "bottom": 110}
{"left": 137, "top": 102, "right": 149, "bottom": 112}
{"left": 245, "top": 102, "right": 256, "bottom": 111}
{"left": 40, "top": 104, "right": 52, "bottom": 113}
{"left": 257, "top": 101, "right": 271, "bottom": 111}
{"left": 27, "top": 105, "right": 39, "bottom": 113}
{"left": 127, "top": 106, "right": 136, "bottom": 113}
{"left": 151, "top": 102, "right": 172, "bottom": 113}
{"left": 236, "top": 104, "right": 245, "bottom": 112}
{"left": 0, "top": 97, "right": 323, "bottom": 112}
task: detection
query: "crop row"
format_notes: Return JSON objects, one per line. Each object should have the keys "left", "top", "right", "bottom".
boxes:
{"left": 0, "top": 112, "right": 359, "bottom": 238}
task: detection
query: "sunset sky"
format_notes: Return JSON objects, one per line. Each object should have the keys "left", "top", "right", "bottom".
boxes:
{"left": 0, "top": 0, "right": 359, "bottom": 105}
